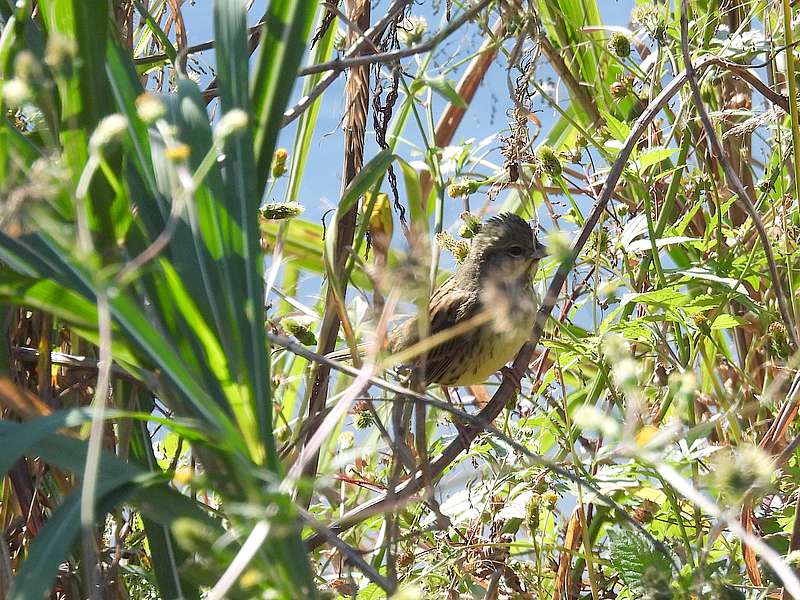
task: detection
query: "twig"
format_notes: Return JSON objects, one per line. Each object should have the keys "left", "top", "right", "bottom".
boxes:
{"left": 296, "top": 507, "right": 394, "bottom": 593}
{"left": 133, "top": 23, "right": 264, "bottom": 67}
{"left": 280, "top": 0, "right": 411, "bottom": 127}
{"left": 679, "top": 2, "right": 798, "bottom": 349}
{"left": 298, "top": 0, "right": 493, "bottom": 76}
{"left": 657, "top": 462, "right": 800, "bottom": 597}
{"left": 11, "top": 347, "right": 147, "bottom": 384}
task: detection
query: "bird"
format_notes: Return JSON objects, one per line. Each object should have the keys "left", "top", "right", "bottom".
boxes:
{"left": 329, "top": 212, "right": 546, "bottom": 387}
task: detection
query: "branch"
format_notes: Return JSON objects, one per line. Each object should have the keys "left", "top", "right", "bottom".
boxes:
{"left": 134, "top": 24, "right": 264, "bottom": 67}
{"left": 679, "top": 4, "right": 798, "bottom": 348}
{"left": 280, "top": 0, "right": 411, "bottom": 127}
{"left": 11, "top": 346, "right": 151, "bottom": 384}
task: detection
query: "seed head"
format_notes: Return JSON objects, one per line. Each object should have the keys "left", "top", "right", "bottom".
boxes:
{"left": 398, "top": 15, "right": 427, "bottom": 46}
{"left": 435, "top": 232, "right": 469, "bottom": 263}
{"left": 261, "top": 202, "right": 304, "bottom": 220}
{"left": 608, "top": 32, "right": 631, "bottom": 58}
{"left": 536, "top": 145, "right": 562, "bottom": 177}
{"left": 610, "top": 80, "right": 628, "bottom": 99}
{"left": 89, "top": 114, "right": 128, "bottom": 154}
{"left": 355, "top": 409, "right": 374, "bottom": 429}
{"left": 459, "top": 212, "right": 482, "bottom": 238}
{"left": 711, "top": 445, "right": 773, "bottom": 503}
{"left": 281, "top": 317, "right": 316, "bottom": 346}
{"left": 768, "top": 321, "right": 791, "bottom": 358}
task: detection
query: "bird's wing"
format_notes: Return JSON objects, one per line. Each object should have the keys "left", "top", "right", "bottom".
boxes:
{"left": 389, "top": 278, "right": 482, "bottom": 383}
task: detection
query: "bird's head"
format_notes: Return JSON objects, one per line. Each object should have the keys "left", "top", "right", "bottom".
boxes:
{"left": 458, "top": 213, "right": 547, "bottom": 285}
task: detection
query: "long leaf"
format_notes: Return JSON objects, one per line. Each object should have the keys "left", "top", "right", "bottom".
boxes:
{"left": 251, "top": 0, "right": 317, "bottom": 191}
{"left": 214, "top": 0, "right": 269, "bottom": 464}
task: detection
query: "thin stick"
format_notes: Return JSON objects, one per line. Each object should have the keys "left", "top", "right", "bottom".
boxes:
{"left": 679, "top": 1, "right": 798, "bottom": 348}
{"left": 297, "top": 0, "right": 493, "bottom": 76}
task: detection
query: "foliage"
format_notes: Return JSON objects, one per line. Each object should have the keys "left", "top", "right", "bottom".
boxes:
{"left": 2, "top": 0, "right": 800, "bottom": 598}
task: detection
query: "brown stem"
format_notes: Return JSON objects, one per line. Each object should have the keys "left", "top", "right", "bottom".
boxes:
{"left": 299, "top": 0, "right": 372, "bottom": 506}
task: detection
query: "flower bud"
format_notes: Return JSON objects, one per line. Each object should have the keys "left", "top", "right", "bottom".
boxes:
{"left": 2, "top": 78, "right": 31, "bottom": 107}
{"left": 214, "top": 108, "right": 248, "bottom": 141}
{"left": 447, "top": 178, "right": 481, "bottom": 198}
{"left": 44, "top": 33, "right": 77, "bottom": 76}
{"left": 135, "top": 93, "right": 166, "bottom": 124}
{"left": 271, "top": 148, "right": 288, "bottom": 178}
{"left": 164, "top": 143, "right": 191, "bottom": 161}
{"left": 14, "top": 51, "right": 42, "bottom": 84}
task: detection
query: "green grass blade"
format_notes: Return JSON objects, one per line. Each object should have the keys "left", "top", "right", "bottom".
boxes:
{"left": 251, "top": 0, "right": 317, "bottom": 191}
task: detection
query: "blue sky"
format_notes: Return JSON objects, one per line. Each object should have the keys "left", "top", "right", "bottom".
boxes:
{"left": 179, "top": 1, "right": 635, "bottom": 215}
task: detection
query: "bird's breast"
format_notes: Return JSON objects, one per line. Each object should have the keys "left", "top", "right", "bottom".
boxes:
{"left": 442, "top": 290, "right": 537, "bottom": 386}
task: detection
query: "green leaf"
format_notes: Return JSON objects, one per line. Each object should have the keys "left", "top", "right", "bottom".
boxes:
{"left": 132, "top": 0, "right": 177, "bottom": 64}
{"left": 599, "top": 109, "right": 631, "bottom": 142}
{"left": 607, "top": 526, "right": 673, "bottom": 596}
{"left": 710, "top": 313, "right": 747, "bottom": 330}
{"left": 251, "top": 0, "right": 317, "bottom": 191}
{"left": 417, "top": 75, "right": 467, "bottom": 108}
{"left": 214, "top": 0, "right": 270, "bottom": 464}
{"left": 4, "top": 422, "right": 219, "bottom": 600}
{"left": 636, "top": 147, "right": 678, "bottom": 171}
{"left": 40, "top": 0, "right": 117, "bottom": 245}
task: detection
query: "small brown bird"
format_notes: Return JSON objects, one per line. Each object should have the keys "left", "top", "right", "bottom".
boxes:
{"left": 332, "top": 212, "right": 546, "bottom": 386}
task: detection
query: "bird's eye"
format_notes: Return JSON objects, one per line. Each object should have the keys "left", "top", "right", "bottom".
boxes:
{"left": 507, "top": 246, "right": 525, "bottom": 257}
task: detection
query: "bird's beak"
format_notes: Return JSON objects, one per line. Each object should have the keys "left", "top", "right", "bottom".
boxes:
{"left": 530, "top": 239, "right": 547, "bottom": 260}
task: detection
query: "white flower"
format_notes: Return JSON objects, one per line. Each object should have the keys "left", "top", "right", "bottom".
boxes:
{"left": 89, "top": 114, "right": 128, "bottom": 153}
{"left": 135, "top": 93, "right": 166, "bottom": 124}
{"left": 3, "top": 78, "right": 31, "bottom": 107}
{"left": 214, "top": 108, "right": 248, "bottom": 141}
